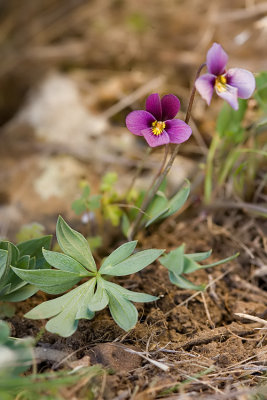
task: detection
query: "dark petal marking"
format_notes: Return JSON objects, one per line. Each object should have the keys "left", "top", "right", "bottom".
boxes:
{"left": 145, "top": 93, "right": 162, "bottom": 120}
{"left": 161, "top": 94, "right": 180, "bottom": 120}
{"left": 206, "top": 43, "right": 228, "bottom": 76}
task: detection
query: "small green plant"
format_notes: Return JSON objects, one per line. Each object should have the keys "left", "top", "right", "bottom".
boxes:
{"left": 12, "top": 216, "right": 163, "bottom": 336}
{"left": 16, "top": 222, "right": 45, "bottom": 243}
{"left": 160, "top": 245, "right": 239, "bottom": 291}
{"left": 0, "top": 320, "right": 33, "bottom": 377}
{"left": 204, "top": 71, "right": 267, "bottom": 205}
{"left": 0, "top": 236, "right": 52, "bottom": 302}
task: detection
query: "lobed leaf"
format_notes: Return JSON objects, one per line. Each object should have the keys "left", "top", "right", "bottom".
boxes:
{"left": 56, "top": 216, "right": 96, "bottom": 272}
{"left": 101, "top": 249, "right": 164, "bottom": 276}
{"left": 164, "top": 180, "right": 190, "bottom": 218}
{"left": 169, "top": 271, "right": 205, "bottom": 291}
{"left": 1, "top": 285, "right": 38, "bottom": 302}
{"left": 102, "top": 280, "right": 158, "bottom": 303}
{"left": 11, "top": 267, "right": 81, "bottom": 294}
{"left": 87, "top": 276, "right": 109, "bottom": 312}
{"left": 145, "top": 181, "right": 190, "bottom": 227}
{"left": 26, "top": 279, "right": 96, "bottom": 337}
{"left": 106, "top": 289, "right": 138, "bottom": 331}
{"left": 185, "top": 249, "right": 212, "bottom": 262}
{"left": 99, "top": 241, "right": 137, "bottom": 272}
{"left": 17, "top": 236, "right": 52, "bottom": 269}
{"left": 159, "top": 245, "right": 184, "bottom": 274}
{"left": 0, "top": 249, "right": 8, "bottom": 281}
{"left": 42, "top": 249, "right": 90, "bottom": 276}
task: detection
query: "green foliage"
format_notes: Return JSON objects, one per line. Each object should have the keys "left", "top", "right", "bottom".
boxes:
{"left": 12, "top": 217, "right": 162, "bottom": 336}
{"left": 216, "top": 99, "right": 247, "bottom": 143}
{"left": 144, "top": 180, "right": 190, "bottom": 228}
{"left": 0, "top": 235, "right": 52, "bottom": 302}
{"left": 160, "top": 245, "right": 239, "bottom": 291}
{"left": 72, "top": 183, "right": 101, "bottom": 215}
{"left": 0, "top": 364, "right": 103, "bottom": 400}
{"left": 254, "top": 71, "right": 267, "bottom": 111}
{"left": 205, "top": 70, "right": 267, "bottom": 204}
{"left": 0, "top": 320, "right": 33, "bottom": 377}
{"left": 16, "top": 222, "right": 45, "bottom": 243}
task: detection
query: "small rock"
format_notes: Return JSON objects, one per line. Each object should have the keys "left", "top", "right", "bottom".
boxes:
{"left": 88, "top": 343, "right": 141, "bottom": 372}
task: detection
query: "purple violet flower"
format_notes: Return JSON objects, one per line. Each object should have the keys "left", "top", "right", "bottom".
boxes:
{"left": 195, "top": 43, "right": 255, "bottom": 110}
{"left": 126, "top": 94, "right": 192, "bottom": 147}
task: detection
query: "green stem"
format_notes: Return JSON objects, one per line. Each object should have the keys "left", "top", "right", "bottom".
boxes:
{"left": 128, "top": 63, "right": 206, "bottom": 239}
{"left": 204, "top": 132, "right": 220, "bottom": 204}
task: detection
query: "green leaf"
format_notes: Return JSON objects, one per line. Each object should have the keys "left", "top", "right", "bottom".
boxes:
{"left": 159, "top": 245, "right": 184, "bottom": 274}
{"left": 0, "top": 320, "right": 10, "bottom": 343}
{"left": 107, "top": 290, "right": 138, "bottom": 331}
{"left": 100, "top": 241, "right": 137, "bottom": 273}
{"left": 103, "top": 204, "right": 122, "bottom": 226}
{"left": 0, "top": 249, "right": 8, "bottom": 281}
{"left": 71, "top": 198, "right": 87, "bottom": 215}
{"left": 122, "top": 213, "right": 131, "bottom": 237}
{"left": 101, "top": 249, "right": 164, "bottom": 276}
{"left": 82, "top": 185, "right": 90, "bottom": 198}
{"left": 56, "top": 216, "right": 96, "bottom": 272}
{"left": 26, "top": 280, "right": 96, "bottom": 337}
{"left": 169, "top": 272, "right": 205, "bottom": 291}
{"left": 100, "top": 172, "right": 118, "bottom": 192}
{"left": 11, "top": 267, "right": 81, "bottom": 294}
{"left": 182, "top": 256, "right": 202, "bottom": 273}
{"left": 216, "top": 99, "right": 247, "bottom": 143}
{"left": 201, "top": 253, "right": 239, "bottom": 269}
{"left": 42, "top": 249, "right": 90, "bottom": 276}
{"left": 185, "top": 250, "right": 212, "bottom": 262}
{"left": 17, "top": 236, "right": 51, "bottom": 258}
{"left": 88, "top": 195, "right": 101, "bottom": 210}
{"left": 145, "top": 181, "right": 190, "bottom": 227}
{"left": 2, "top": 285, "right": 38, "bottom": 302}
{"left": 164, "top": 181, "right": 190, "bottom": 218}
{"left": 87, "top": 277, "right": 109, "bottom": 311}
{"left": 17, "top": 236, "right": 52, "bottom": 269}
{"left": 16, "top": 222, "right": 45, "bottom": 243}
{"left": 102, "top": 280, "right": 158, "bottom": 302}
{"left": 0, "top": 242, "right": 19, "bottom": 266}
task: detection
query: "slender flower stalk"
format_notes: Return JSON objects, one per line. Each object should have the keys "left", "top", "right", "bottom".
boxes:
{"left": 128, "top": 64, "right": 206, "bottom": 239}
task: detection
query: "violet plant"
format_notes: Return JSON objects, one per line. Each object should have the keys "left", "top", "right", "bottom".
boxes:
{"left": 12, "top": 216, "right": 163, "bottom": 336}
{"left": 1, "top": 42, "right": 259, "bottom": 339}
{"left": 194, "top": 44, "right": 266, "bottom": 205}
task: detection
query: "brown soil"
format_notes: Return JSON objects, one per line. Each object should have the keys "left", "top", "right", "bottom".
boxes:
{"left": 7, "top": 212, "right": 267, "bottom": 399}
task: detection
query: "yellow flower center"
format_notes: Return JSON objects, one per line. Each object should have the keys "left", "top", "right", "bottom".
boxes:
{"left": 151, "top": 120, "right": 165, "bottom": 136}
{"left": 215, "top": 75, "right": 227, "bottom": 93}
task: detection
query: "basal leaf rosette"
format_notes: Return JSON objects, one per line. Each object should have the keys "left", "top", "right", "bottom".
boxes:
{"left": 159, "top": 244, "right": 239, "bottom": 291}
{"left": 13, "top": 217, "right": 163, "bottom": 337}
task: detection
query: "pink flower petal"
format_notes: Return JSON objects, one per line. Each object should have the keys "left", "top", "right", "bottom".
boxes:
{"left": 226, "top": 68, "right": 255, "bottom": 99}
{"left": 165, "top": 119, "right": 192, "bottom": 144}
{"left": 142, "top": 128, "right": 170, "bottom": 147}
{"left": 145, "top": 94, "right": 162, "bottom": 120}
{"left": 216, "top": 84, "right": 239, "bottom": 110}
{"left": 126, "top": 110, "right": 155, "bottom": 136}
{"left": 161, "top": 94, "right": 180, "bottom": 120}
{"left": 207, "top": 43, "right": 228, "bottom": 76}
{"left": 195, "top": 74, "right": 216, "bottom": 105}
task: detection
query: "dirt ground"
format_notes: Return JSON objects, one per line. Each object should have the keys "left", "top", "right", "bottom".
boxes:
{"left": 1, "top": 0, "right": 267, "bottom": 399}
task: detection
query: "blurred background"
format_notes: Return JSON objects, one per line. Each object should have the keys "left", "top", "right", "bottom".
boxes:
{"left": 0, "top": 0, "right": 266, "bottom": 240}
